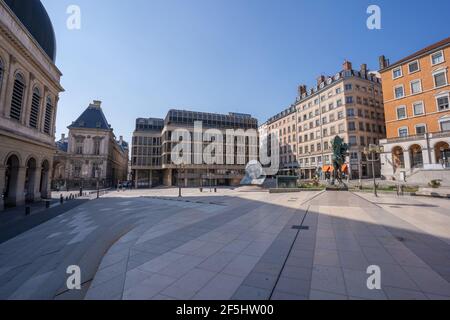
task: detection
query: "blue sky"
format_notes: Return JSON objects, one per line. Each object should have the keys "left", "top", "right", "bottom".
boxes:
{"left": 41, "top": 0, "right": 450, "bottom": 144}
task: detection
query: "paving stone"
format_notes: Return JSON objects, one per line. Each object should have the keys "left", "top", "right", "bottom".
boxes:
{"left": 342, "top": 269, "right": 387, "bottom": 300}
{"left": 270, "top": 291, "right": 307, "bottom": 300}
{"left": 197, "top": 251, "right": 237, "bottom": 273}
{"left": 311, "top": 266, "right": 347, "bottom": 296}
{"left": 161, "top": 268, "right": 217, "bottom": 299}
{"left": 123, "top": 273, "right": 177, "bottom": 300}
{"left": 222, "top": 255, "right": 261, "bottom": 277}
{"left": 193, "top": 273, "right": 245, "bottom": 300}
{"left": 85, "top": 274, "right": 126, "bottom": 300}
{"left": 280, "top": 266, "right": 312, "bottom": 281}
{"left": 383, "top": 286, "right": 428, "bottom": 300}
{"left": 242, "top": 272, "right": 278, "bottom": 290}
{"left": 314, "top": 249, "right": 340, "bottom": 267}
{"left": 232, "top": 285, "right": 271, "bottom": 300}
{"left": 402, "top": 266, "right": 450, "bottom": 297}
{"left": 309, "top": 290, "right": 348, "bottom": 300}
{"left": 273, "top": 276, "right": 310, "bottom": 297}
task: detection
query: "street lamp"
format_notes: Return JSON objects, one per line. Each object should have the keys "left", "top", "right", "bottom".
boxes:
{"left": 363, "top": 144, "right": 383, "bottom": 197}
{"left": 95, "top": 167, "right": 101, "bottom": 199}
{"left": 178, "top": 163, "right": 185, "bottom": 197}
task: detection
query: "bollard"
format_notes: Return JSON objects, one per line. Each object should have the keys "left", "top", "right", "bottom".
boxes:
{"left": 200, "top": 188, "right": 203, "bottom": 193}
{"left": 214, "top": 188, "right": 217, "bottom": 193}
{"left": 46, "top": 201, "right": 50, "bottom": 209}
{"left": 60, "top": 194, "right": 64, "bottom": 204}
{"left": 25, "top": 206, "right": 31, "bottom": 215}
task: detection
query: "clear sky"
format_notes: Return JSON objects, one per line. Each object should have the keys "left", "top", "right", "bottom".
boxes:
{"left": 41, "top": 0, "right": 450, "bottom": 145}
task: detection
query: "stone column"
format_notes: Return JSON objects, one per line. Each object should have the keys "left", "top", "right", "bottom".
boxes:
{"left": 1, "top": 55, "right": 15, "bottom": 117}
{"left": 43, "top": 168, "right": 52, "bottom": 199}
{"left": 21, "top": 72, "right": 34, "bottom": 126}
{"left": 51, "top": 95, "right": 59, "bottom": 138}
{"left": 0, "top": 166, "right": 5, "bottom": 211}
{"left": 10, "top": 166, "right": 27, "bottom": 206}
{"left": 0, "top": 56, "right": 10, "bottom": 116}
{"left": 32, "top": 167, "right": 41, "bottom": 201}
{"left": 422, "top": 148, "right": 431, "bottom": 167}
{"left": 403, "top": 151, "right": 412, "bottom": 176}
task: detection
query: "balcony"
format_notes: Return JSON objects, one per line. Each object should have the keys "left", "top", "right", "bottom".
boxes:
{"left": 383, "top": 134, "right": 427, "bottom": 144}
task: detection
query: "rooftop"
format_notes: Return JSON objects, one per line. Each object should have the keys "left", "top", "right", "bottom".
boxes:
{"left": 69, "top": 100, "right": 111, "bottom": 130}
{"left": 380, "top": 36, "right": 450, "bottom": 72}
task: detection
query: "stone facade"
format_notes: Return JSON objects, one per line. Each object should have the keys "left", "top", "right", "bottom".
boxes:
{"left": 265, "top": 61, "right": 386, "bottom": 181}
{"left": 0, "top": 1, "right": 64, "bottom": 209}
{"left": 52, "top": 101, "right": 129, "bottom": 190}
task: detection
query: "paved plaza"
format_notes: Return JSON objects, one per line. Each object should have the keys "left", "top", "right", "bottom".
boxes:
{"left": 0, "top": 188, "right": 449, "bottom": 300}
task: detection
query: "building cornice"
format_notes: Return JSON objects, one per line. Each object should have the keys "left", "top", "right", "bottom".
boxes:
{"left": 0, "top": 0, "right": 64, "bottom": 92}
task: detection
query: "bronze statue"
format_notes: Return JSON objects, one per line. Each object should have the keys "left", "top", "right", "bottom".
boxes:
{"left": 331, "top": 136, "right": 349, "bottom": 186}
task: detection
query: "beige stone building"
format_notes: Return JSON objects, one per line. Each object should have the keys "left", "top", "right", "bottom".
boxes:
{"left": 132, "top": 110, "right": 259, "bottom": 188}
{"left": 0, "top": 0, "right": 64, "bottom": 209}
{"left": 265, "top": 106, "right": 298, "bottom": 176}
{"left": 295, "top": 61, "right": 386, "bottom": 180}
{"left": 264, "top": 61, "right": 386, "bottom": 180}
{"left": 52, "top": 101, "right": 129, "bottom": 190}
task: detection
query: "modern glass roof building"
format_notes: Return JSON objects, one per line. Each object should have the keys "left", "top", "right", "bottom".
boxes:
{"left": 131, "top": 109, "right": 258, "bottom": 188}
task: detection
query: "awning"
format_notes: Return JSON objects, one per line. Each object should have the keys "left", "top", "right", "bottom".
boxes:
{"left": 322, "top": 165, "right": 348, "bottom": 173}
{"left": 341, "top": 164, "right": 348, "bottom": 173}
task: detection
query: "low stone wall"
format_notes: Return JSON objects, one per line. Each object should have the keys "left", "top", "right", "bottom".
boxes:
{"left": 406, "top": 170, "right": 450, "bottom": 187}
{"left": 269, "top": 188, "right": 323, "bottom": 193}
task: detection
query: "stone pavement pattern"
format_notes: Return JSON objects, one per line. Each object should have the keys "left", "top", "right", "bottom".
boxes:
{"left": 0, "top": 188, "right": 449, "bottom": 300}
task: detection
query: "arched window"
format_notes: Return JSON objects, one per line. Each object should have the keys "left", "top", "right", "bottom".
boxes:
{"left": 29, "top": 87, "right": 41, "bottom": 128}
{"left": 43, "top": 96, "right": 53, "bottom": 134}
{"left": 10, "top": 73, "right": 25, "bottom": 121}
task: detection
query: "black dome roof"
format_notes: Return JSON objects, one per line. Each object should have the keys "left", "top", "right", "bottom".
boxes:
{"left": 4, "top": 0, "right": 56, "bottom": 62}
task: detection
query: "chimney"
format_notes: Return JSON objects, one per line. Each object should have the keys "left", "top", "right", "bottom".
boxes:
{"left": 61, "top": 133, "right": 65, "bottom": 141}
{"left": 343, "top": 60, "right": 352, "bottom": 71}
{"left": 378, "top": 55, "right": 390, "bottom": 70}
{"left": 361, "top": 64, "right": 368, "bottom": 73}
{"left": 298, "top": 85, "right": 307, "bottom": 96}
{"left": 119, "top": 136, "right": 123, "bottom": 144}
{"left": 316, "top": 75, "right": 325, "bottom": 86}
{"left": 92, "top": 100, "right": 102, "bottom": 108}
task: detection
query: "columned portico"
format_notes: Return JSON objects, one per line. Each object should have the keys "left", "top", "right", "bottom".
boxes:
{"left": 380, "top": 132, "right": 450, "bottom": 183}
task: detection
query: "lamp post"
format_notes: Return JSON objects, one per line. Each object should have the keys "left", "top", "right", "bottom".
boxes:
{"left": 178, "top": 163, "right": 185, "bottom": 197}
{"left": 364, "top": 144, "right": 383, "bottom": 197}
{"left": 95, "top": 167, "right": 101, "bottom": 199}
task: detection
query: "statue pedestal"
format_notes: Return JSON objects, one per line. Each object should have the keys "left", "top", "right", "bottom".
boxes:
{"left": 326, "top": 182, "right": 349, "bottom": 191}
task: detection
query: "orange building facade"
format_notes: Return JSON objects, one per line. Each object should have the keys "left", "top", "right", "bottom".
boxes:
{"left": 379, "top": 37, "right": 450, "bottom": 184}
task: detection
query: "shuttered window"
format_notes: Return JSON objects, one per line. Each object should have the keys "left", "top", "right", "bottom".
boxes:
{"left": 44, "top": 97, "right": 53, "bottom": 134}
{"left": 29, "top": 88, "right": 41, "bottom": 128}
{"left": 10, "top": 73, "right": 25, "bottom": 121}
